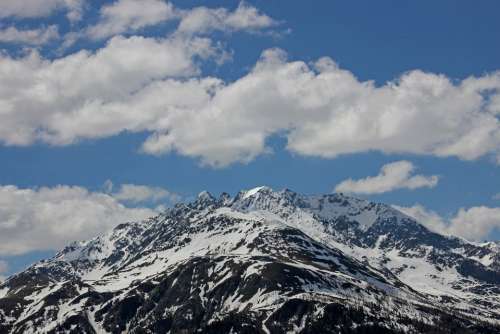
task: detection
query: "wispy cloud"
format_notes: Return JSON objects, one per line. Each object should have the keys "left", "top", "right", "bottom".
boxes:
{"left": 335, "top": 161, "right": 439, "bottom": 195}
{"left": 85, "top": 0, "right": 279, "bottom": 41}
{"left": 176, "top": 2, "right": 278, "bottom": 36}
{"left": 0, "top": 0, "right": 84, "bottom": 22}
{"left": 86, "top": 0, "right": 177, "bottom": 40}
{"left": 0, "top": 25, "right": 59, "bottom": 45}
{"left": 104, "top": 180, "right": 181, "bottom": 204}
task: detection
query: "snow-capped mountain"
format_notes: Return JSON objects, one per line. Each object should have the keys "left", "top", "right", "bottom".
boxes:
{"left": 1, "top": 187, "right": 499, "bottom": 333}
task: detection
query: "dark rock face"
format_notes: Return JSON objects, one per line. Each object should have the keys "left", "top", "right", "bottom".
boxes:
{"left": 0, "top": 187, "right": 499, "bottom": 333}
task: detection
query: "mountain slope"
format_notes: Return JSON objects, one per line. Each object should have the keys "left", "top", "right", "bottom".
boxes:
{"left": 0, "top": 187, "right": 499, "bottom": 333}
{"left": 229, "top": 187, "right": 500, "bottom": 320}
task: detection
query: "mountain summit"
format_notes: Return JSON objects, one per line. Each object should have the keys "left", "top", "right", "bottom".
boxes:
{"left": 1, "top": 187, "right": 499, "bottom": 333}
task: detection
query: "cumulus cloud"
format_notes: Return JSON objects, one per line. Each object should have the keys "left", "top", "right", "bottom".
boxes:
{"left": 395, "top": 204, "right": 500, "bottom": 241}
{"left": 148, "top": 50, "right": 500, "bottom": 166}
{"left": 0, "top": 184, "right": 177, "bottom": 255}
{"left": 0, "top": 0, "right": 84, "bottom": 22}
{"left": 449, "top": 207, "right": 500, "bottom": 241}
{"left": 0, "top": 34, "right": 221, "bottom": 146}
{"left": 393, "top": 204, "right": 449, "bottom": 234}
{"left": 335, "top": 161, "right": 439, "bottom": 195}
{"left": 87, "top": 0, "right": 176, "bottom": 40}
{"left": 176, "top": 2, "right": 278, "bottom": 35}
{"left": 0, "top": 25, "right": 59, "bottom": 45}
{"left": 105, "top": 180, "right": 181, "bottom": 204}
{"left": 0, "top": 45, "right": 500, "bottom": 167}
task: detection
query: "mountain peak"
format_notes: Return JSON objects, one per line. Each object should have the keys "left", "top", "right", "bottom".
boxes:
{"left": 239, "top": 185, "right": 273, "bottom": 199}
{"left": 197, "top": 190, "right": 214, "bottom": 200}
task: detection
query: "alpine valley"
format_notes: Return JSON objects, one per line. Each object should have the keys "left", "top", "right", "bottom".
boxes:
{"left": 1, "top": 187, "right": 499, "bottom": 334}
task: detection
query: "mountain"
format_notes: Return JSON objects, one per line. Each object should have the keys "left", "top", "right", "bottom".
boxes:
{"left": 1, "top": 187, "right": 499, "bottom": 333}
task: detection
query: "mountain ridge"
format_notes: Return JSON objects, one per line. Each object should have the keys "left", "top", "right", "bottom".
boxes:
{"left": 1, "top": 186, "right": 499, "bottom": 333}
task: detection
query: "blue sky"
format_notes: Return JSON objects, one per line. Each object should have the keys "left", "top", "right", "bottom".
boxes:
{"left": 0, "top": 0, "right": 499, "bottom": 278}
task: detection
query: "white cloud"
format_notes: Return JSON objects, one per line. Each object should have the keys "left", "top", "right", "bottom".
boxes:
{"left": 0, "top": 46, "right": 500, "bottom": 167}
{"left": 0, "top": 25, "right": 59, "bottom": 45}
{"left": 334, "top": 161, "right": 439, "bottom": 195}
{"left": 396, "top": 204, "right": 500, "bottom": 241}
{"left": 87, "top": 0, "right": 176, "bottom": 40}
{"left": 105, "top": 180, "right": 181, "bottom": 203}
{"left": 130, "top": 49, "right": 500, "bottom": 166}
{"left": 0, "top": 34, "right": 220, "bottom": 146}
{"left": 0, "top": 0, "right": 84, "bottom": 22}
{"left": 176, "top": 2, "right": 278, "bottom": 35}
{"left": 0, "top": 184, "right": 168, "bottom": 255}
{"left": 85, "top": 0, "right": 277, "bottom": 41}
{"left": 393, "top": 204, "right": 449, "bottom": 234}
{"left": 449, "top": 207, "right": 500, "bottom": 241}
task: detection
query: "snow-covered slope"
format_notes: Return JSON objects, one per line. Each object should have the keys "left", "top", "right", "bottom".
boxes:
{"left": 0, "top": 187, "right": 499, "bottom": 333}
{"left": 231, "top": 187, "right": 500, "bottom": 318}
